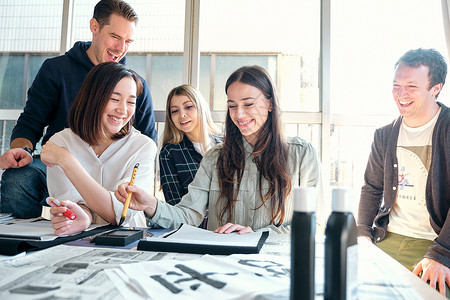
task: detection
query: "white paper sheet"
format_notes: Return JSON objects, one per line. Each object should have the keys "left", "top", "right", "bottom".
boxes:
{"left": 149, "top": 224, "right": 266, "bottom": 247}
{"left": 116, "top": 254, "right": 290, "bottom": 300}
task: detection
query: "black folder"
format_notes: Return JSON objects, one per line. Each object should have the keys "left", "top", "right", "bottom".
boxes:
{"left": 0, "top": 224, "right": 115, "bottom": 255}
{"left": 137, "top": 224, "right": 269, "bottom": 255}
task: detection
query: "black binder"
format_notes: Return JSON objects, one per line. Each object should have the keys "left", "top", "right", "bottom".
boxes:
{"left": 0, "top": 224, "right": 115, "bottom": 255}
{"left": 137, "top": 224, "right": 269, "bottom": 255}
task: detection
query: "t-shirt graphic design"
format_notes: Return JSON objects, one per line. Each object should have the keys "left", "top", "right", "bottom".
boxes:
{"left": 398, "top": 167, "right": 410, "bottom": 189}
{"left": 396, "top": 146, "right": 431, "bottom": 207}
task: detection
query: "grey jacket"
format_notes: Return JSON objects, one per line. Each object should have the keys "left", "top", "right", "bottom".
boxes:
{"left": 358, "top": 102, "right": 450, "bottom": 268}
{"left": 150, "top": 136, "right": 321, "bottom": 231}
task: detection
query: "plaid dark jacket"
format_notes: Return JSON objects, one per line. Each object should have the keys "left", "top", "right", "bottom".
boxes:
{"left": 159, "top": 135, "right": 221, "bottom": 205}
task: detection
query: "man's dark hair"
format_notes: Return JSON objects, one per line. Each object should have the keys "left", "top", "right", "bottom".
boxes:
{"left": 395, "top": 48, "right": 447, "bottom": 96}
{"left": 93, "top": 0, "right": 138, "bottom": 28}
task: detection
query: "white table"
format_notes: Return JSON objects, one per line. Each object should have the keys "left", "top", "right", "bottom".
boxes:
{"left": 0, "top": 230, "right": 446, "bottom": 300}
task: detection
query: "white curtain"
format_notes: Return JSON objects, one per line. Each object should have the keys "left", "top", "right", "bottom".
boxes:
{"left": 442, "top": 0, "right": 450, "bottom": 59}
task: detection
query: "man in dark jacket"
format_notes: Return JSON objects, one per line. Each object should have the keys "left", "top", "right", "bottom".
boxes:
{"left": 358, "top": 48, "right": 450, "bottom": 297}
{"left": 0, "top": 0, "right": 157, "bottom": 218}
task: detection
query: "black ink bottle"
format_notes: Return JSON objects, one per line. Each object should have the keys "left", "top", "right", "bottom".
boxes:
{"left": 290, "top": 186, "right": 316, "bottom": 300}
{"left": 324, "top": 188, "right": 358, "bottom": 300}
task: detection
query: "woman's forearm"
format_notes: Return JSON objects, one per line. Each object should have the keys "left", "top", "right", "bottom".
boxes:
{"left": 59, "top": 154, "right": 117, "bottom": 224}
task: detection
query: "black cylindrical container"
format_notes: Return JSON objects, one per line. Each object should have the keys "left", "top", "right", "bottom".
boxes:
{"left": 324, "top": 188, "right": 358, "bottom": 300}
{"left": 290, "top": 186, "right": 316, "bottom": 300}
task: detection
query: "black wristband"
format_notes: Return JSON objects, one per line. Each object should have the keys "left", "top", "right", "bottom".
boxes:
{"left": 22, "top": 147, "right": 33, "bottom": 156}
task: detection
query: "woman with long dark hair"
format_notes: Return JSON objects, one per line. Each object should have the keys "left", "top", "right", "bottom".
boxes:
{"left": 115, "top": 65, "right": 320, "bottom": 233}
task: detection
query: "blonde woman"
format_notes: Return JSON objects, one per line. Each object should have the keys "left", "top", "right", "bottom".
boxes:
{"left": 159, "top": 84, "right": 221, "bottom": 207}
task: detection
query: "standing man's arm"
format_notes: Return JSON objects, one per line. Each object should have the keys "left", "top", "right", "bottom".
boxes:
{"left": 0, "top": 145, "right": 33, "bottom": 170}
{"left": 10, "top": 138, "right": 33, "bottom": 150}
{"left": 11, "top": 59, "right": 63, "bottom": 149}
{"left": 0, "top": 59, "right": 61, "bottom": 170}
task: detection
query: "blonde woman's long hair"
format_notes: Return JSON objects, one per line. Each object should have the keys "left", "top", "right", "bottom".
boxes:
{"left": 162, "top": 84, "right": 220, "bottom": 152}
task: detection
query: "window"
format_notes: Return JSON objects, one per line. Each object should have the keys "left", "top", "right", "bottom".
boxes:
{"left": 0, "top": 0, "right": 448, "bottom": 205}
{"left": 330, "top": 0, "right": 449, "bottom": 208}
{"left": 0, "top": 0, "right": 61, "bottom": 153}
{"left": 199, "top": 0, "right": 321, "bottom": 155}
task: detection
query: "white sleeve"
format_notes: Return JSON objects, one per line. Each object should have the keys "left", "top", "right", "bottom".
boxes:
{"left": 110, "top": 139, "right": 157, "bottom": 226}
{"left": 46, "top": 131, "right": 87, "bottom": 205}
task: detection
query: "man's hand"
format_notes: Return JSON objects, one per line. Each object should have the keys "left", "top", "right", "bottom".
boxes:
{"left": 413, "top": 257, "right": 450, "bottom": 296}
{"left": 0, "top": 148, "right": 33, "bottom": 170}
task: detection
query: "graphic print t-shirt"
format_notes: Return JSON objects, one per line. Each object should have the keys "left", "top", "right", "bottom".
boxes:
{"left": 388, "top": 109, "right": 441, "bottom": 241}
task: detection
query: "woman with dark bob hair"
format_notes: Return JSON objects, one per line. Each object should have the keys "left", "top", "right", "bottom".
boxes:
{"left": 41, "top": 62, "right": 157, "bottom": 235}
{"left": 115, "top": 65, "right": 320, "bottom": 233}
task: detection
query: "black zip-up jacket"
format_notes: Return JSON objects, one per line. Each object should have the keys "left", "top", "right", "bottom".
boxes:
{"left": 11, "top": 41, "right": 157, "bottom": 148}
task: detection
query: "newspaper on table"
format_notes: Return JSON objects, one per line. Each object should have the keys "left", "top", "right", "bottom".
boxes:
{"left": 0, "top": 231, "right": 427, "bottom": 300}
{"left": 0, "top": 244, "right": 202, "bottom": 300}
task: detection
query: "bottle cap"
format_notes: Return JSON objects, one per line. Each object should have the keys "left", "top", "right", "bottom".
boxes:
{"left": 293, "top": 186, "right": 316, "bottom": 212}
{"left": 331, "top": 188, "right": 353, "bottom": 212}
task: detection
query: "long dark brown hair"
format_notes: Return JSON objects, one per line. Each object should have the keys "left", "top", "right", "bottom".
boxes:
{"left": 68, "top": 62, "right": 142, "bottom": 145}
{"left": 217, "top": 65, "right": 291, "bottom": 226}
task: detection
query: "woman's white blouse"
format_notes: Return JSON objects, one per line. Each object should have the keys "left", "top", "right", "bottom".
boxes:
{"left": 47, "top": 128, "right": 157, "bottom": 226}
